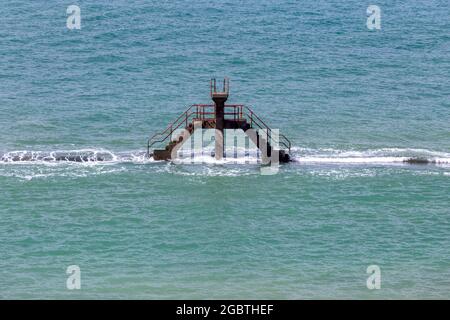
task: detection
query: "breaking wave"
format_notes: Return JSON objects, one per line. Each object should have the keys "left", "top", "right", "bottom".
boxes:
{"left": 1, "top": 147, "right": 449, "bottom": 181}
{"left": 1, "top": 147, "right": 450, "bottom": 167}
{"left": 0, "top": 148, "right": 263, "bottom": 165}
{"left": 290, "top": 148, "right": 450, "bottom": 166}
{"left": 0, "top": 149, "right": 153, "bottom": 164}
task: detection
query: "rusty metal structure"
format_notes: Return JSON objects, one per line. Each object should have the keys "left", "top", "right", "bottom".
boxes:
{"left": 147, "top": 78, "right": 291, "bottom": 163}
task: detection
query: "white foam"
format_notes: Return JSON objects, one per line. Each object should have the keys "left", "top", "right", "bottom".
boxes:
{"left": 294, "top": 156, "right": 409, "bottom": 164}
{"left": 2, "top": 147, "right": 450, "bottom": 168}
{"left": 290, "top": 147, "right": 450, "bottom": 166}
{"left": 174, "top": 154, "right": 260, "bottom": 165}
{"left": 0, "top": 149, "right": 155, "bottom": 165}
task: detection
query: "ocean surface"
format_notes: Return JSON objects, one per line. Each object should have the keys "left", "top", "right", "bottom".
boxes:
{"left": 1, "top": 0, "right": 450, "bottom": 299}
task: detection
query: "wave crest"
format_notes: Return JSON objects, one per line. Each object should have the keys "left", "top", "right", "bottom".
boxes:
{"left": 1, "top": 147, "right": 450, "bottom": 166}
{"left": 0, "top": 149, "right": 152, "bottom": 164}
{"left": 291, "top": 148, "right": 450, "bottom": 165}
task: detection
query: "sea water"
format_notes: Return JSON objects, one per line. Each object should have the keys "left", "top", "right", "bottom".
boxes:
{"left": 1, "top": 0, "right": 449, "bottom": 299}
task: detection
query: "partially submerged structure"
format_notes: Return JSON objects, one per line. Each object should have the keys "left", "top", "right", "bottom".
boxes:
{"left": 147, "top": 78, "right": 291, "bottom": 163}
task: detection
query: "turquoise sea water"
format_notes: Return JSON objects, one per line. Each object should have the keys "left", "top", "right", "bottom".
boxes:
{"left": 1, "top": 0, "right": 450, "bottom": 299}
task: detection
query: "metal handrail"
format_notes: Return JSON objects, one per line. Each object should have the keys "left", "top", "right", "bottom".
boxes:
{"left": 147, "top": 111, "right": 197, "bottom": 152}
{"left": 147, "top": 105, "right": 196, "bottom": 142}
{"left": 242, "top": 106, "right": 291, "bottom": 151}
{"left": 211, "top": 78, "right": 229, "bottom": 96}
{"left": 244, "top": 113, "right": 291, "bottom": 151}
{"left": 147, "top": 104, "right": 292, "bottom": 156}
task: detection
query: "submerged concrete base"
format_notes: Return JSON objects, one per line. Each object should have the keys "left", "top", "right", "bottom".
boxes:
{"left": 152, "top": 149, "right": 172, "bottom": 161}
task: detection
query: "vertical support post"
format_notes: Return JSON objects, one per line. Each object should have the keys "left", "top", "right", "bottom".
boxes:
{"left": 211, "top": 78, "right": 229, "bottom": 160}
{"left": 214, "top": 97, "right": 225, "bottom": 160}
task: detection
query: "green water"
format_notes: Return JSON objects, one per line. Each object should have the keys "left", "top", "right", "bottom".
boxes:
{"left": 1, "top": 0, "right": 449, "bottom": 299}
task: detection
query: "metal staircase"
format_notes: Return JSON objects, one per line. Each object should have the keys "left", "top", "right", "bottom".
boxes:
{"left": 147, "top": 104, "right": 291, "bottom": 162}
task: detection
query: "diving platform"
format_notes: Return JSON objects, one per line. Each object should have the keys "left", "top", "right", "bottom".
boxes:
{"left": 147, "top": 78, "right": 291, "bottom": 163}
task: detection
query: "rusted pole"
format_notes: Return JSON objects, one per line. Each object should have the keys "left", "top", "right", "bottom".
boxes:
{"left": 211, "top": 78, "right": 229, "bottom": 160}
